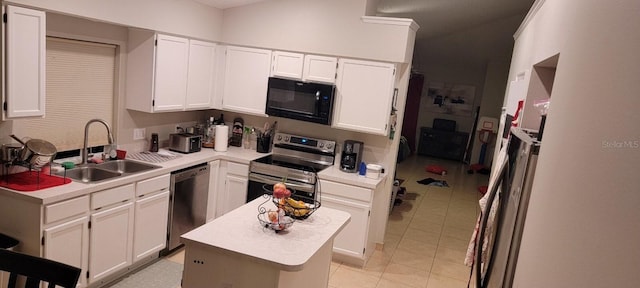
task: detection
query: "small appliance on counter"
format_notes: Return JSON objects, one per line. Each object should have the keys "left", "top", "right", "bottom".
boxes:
{"left": 149, "top": 133, "right": 159, "bottom": 152}
{"left": 230, "top": 117, "right": 244, "bottom": 147}
{"left": 340, "top": 140, "right": 363, "bottom": 173}
{"left": 169, "top": 133, "right": 202, "bottom": 154}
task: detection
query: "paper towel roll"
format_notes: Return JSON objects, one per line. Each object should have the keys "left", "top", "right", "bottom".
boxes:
{"left": 214, "top": 125, "right": 229, "bottom": 152}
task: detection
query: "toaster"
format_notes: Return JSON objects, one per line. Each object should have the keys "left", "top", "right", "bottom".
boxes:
{"left": 169, "top": 133, "right": 202, "bottom": 153}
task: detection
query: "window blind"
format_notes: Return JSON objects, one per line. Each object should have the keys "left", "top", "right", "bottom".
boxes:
{"left": 16, "top": 37, "right": 116, "bottom": 152}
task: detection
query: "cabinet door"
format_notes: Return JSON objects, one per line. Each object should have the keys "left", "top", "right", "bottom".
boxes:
{"left": 186, "top": 40, "right": 216, "bottom": 110}
{"left": 221, "top": 174, "right": 248, "bottom": 216}
{"left": 89, "top": 202, "right": 134, "bottom": 284}
{"left": 334, "top": 59, "right": 396, "bottom": 135}
{"left": 320, "top": 195, "right": 370, "bottom": 259}
{"left": 207, "top": 160, "right": 220, "bottom": 222}
{"left": 133, "top": 191, "right": 169, "bottom": 262}
{"left": 4, "top": 5, "right": 46, "bottom": 118}
{"left": 153, "top": 34, "right": 189, "bottom": 112}
{"left": 303, "top": 55, "right": 337, "bottom": 84}
{"left": 222, "top": 46, "right": 271, "bottom": 116}
{"left": 44, "top": 216, "right": 89, "bottom": 288}
{"left": 271, "top": 51, "right": 303, "bottom": 79}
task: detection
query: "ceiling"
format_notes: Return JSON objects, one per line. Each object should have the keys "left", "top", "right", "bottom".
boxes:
{"left": 376, "top": 0, "right": 535, "bottom": 40}
{"left": 196, "top": 0, "right": 535, "bottom": 41}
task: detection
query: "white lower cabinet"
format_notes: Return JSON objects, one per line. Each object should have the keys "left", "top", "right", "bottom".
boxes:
{"left": 133, "top": 174, "right": 171, "bottom": 262}
{"left": 321, "top": 195, "right": 370, "bottom": 258}
{"left": 319, "top": 180, "right": 374, "bottom": 264}
{"left": 39, "top": 174, "right": 170, "bottom": 287}
{"left": 44, "top": 215, "right": 89, "bottom": 288}
{"left": 207, "top": 160, "right": 221, "bottom": 222}
{"left": 43, "top": 195, "right": 90, "bottom": 288}
{"left": 88, "top": 184, "right": 135, "bottom": 284}
{"left": 215, "top": 161, "right": 249, "bottom": 218}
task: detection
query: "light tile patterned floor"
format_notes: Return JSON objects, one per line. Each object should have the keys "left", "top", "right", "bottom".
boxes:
{"left": 166, "top": 155, "right": 488, "bottom": 288}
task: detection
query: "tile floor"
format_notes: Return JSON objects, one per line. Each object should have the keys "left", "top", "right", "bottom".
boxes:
{"left": 165, "top": 155, "right": 488, "bottom": 288}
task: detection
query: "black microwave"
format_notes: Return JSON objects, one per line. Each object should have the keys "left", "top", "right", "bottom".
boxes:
{"left": 265, "top": 77, "right": 335, "bottom": 125}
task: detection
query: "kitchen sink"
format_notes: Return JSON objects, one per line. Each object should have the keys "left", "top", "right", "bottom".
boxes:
{"left": 96, "top": 160, "right": 160, "bottom": 174}
{"left": 56, "top": 160, "right": 160, "bottom": 183}
{"left": 62, "top": 166, "right": 122, "bottom": 183}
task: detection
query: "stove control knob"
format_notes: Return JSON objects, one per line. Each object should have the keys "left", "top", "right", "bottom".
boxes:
{"left": 326, "top": 143, "right": 334, "bottom": 149}
{"left": 284, "top": 136, "right": 290, "bottom": 141}
{"left": 277, "top": 135, "right": 282, "bottom": 141}
{"left": 319, "top": 143, "right": 324, "bottom": 148}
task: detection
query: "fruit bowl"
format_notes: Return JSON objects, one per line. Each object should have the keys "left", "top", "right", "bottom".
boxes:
{"left": 257, "top": 209, "right": 294, "bottom": 233}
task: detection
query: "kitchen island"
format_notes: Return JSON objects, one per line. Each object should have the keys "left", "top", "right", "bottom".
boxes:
{"left": 180, "top": 196, "right": 351, "bottom": 288}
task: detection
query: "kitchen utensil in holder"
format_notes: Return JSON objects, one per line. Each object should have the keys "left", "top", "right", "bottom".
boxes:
{"left": 256, "top": 135, "right": 272, "bottom": 153}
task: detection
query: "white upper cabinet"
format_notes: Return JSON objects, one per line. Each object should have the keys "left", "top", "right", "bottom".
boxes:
{"left": 303, "top": 55, "right": 337, "bottom": 84}
{"left": 270, "top": 51, "right": 337, "bottom": 84}
{"left": 3, "top": 5, "right": 46, "bottom": 119}
{"left": 271, "top": 51, "right": 303, "bottom": 79}
{"left": 153, "top": 34, "right": 189, "bottom": 112}
{"left": 126, "top": 30, "right": 216, "bottom": 113}
{"left": 222, "top": 46, "right": 271, "bottom": 116}
{"left": 186, "top": 40, "right": 216, "bottom": 110}
{"left": 334, "top": 58, "right": 396, "bottom": 135}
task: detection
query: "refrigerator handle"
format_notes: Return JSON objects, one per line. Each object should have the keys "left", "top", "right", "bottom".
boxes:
{"left": 475, "top": 158, "right": 510, "bottom": 288}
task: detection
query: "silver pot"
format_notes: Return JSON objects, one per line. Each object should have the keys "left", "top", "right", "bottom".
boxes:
{"left": 10, "top": 135, "right": 57, "bottom": 168}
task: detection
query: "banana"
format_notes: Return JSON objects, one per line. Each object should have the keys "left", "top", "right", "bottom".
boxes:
{"left": 286, "top": 197, "right": 307, "bottom": 209}
{"left": 294, "top": 208, "right": 310, "bottom": 217}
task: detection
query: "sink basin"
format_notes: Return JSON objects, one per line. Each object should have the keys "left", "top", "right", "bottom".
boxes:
{"left": 96, "top": 160, "right": 160, "bottom": 174}
{"left": 62, "top": 166, "right": 122, "bottom": 183}
{"left": 55, "top": 160, "right": 160, "bottom": 183}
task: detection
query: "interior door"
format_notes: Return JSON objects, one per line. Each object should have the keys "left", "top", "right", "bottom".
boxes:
{"left": 401, "top": 73, "right": 424, "bottom": 154}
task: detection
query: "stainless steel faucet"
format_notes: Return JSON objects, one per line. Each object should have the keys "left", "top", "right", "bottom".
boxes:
{"left": 82, "top": 119, "right": 115, "bottom": 165}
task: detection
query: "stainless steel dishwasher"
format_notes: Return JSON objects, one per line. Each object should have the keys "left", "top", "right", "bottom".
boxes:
{"left": 164, "top": 163, "right": 209, "bottom": 253}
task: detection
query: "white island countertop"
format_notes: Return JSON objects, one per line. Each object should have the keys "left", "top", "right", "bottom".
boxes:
{"left": 181, "top": 196, "right": 351, "bottom": 271}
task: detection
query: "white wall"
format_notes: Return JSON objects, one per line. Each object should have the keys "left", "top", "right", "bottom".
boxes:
{"left": 469, "top": 59, "right": 511, "bottom": 165}
{"left": 507, "top": 0, "right": 640, "bottom": 286}
{"left": 221, "top": 0, "right": 416, "bottom": 63}
{"left": 5, "top": 0, "right": 224, "bottom": 41}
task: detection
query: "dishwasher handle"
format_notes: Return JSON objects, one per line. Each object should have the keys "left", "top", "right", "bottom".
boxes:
{"left": 172, "top": 163, "right": 209, "bottom": 182}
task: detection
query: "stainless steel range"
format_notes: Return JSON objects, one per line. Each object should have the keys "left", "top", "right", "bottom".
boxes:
{"left": 247, "top": 132, "right": 336, "bottom": 203}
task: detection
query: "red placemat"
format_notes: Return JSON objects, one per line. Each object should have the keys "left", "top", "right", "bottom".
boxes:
{"left": 0, "top": 171, "right": 71, "bottom": 192}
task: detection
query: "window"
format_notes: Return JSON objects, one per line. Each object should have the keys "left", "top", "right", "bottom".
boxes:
{"left": 15, "top": 37, "right": 116, "bottom": 152}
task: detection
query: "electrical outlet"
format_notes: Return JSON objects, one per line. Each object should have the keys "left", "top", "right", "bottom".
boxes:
{"left": 133, "top": 128, "right": 146, "bottom": 140}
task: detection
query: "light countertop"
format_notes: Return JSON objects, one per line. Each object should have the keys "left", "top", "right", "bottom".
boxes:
{"left": 180, "top": 196, "right": 351, "bottom": 271}
{"left": 0, "top": 146, "right": 387, "bottom": 205}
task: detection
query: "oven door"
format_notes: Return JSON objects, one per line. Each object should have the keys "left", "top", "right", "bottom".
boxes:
{"left": 247, "top": 173, "right": 316, "bottom": 203}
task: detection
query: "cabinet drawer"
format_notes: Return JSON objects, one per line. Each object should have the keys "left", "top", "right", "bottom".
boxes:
{"left": 45, "top": 196, "right": 90, "bottom": 224}
{"left": 136, "top": 174, "right": 170, "bottom": 197}
{"left": 227, "top": 162, "right": 248, "bottom": 176}
{"left": 320, "top": 180, "right": 372, "bottom": 203}
{"left": 91, "top": 184, "right": 135, "bottom": 210}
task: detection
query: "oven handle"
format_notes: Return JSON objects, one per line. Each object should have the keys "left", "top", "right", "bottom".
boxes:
{"left": 249, "top": 173, "right": 315, "bottom": 192}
